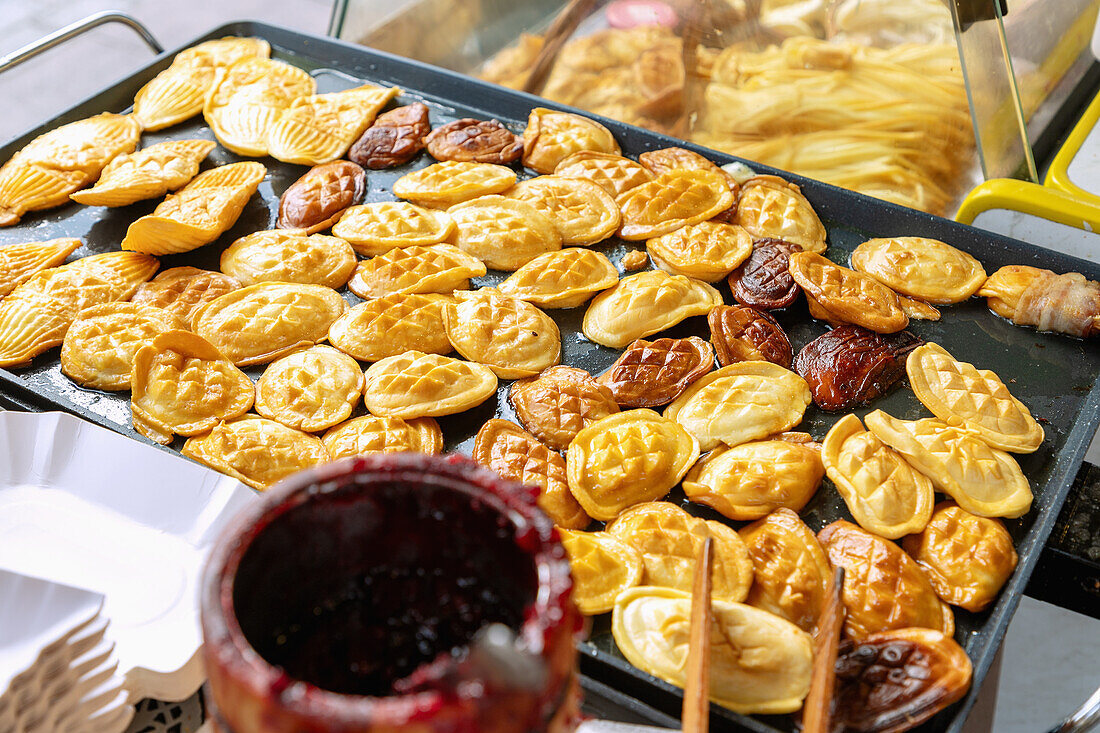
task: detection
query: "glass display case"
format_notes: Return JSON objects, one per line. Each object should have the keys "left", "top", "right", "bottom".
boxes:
{"left": 330, "top": 0, "right": 1100, "bottom": 218}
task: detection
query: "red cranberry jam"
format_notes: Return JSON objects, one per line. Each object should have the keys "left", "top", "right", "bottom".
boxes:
{"left": 201, "top": 453, "right": 581, "bottom": 733}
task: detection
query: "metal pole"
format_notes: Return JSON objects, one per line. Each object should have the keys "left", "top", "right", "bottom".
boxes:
{"left": 0, "top": 11, "right": 163, "bottom": 76}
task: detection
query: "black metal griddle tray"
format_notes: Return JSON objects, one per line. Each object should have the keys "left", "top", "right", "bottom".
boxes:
{"left": 1, "top": 21, "right": 1099, "bottom": 733}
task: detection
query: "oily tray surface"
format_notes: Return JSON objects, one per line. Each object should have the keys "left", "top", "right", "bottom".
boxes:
{"left": 1, "top": 21, "right": 1099, "bottom": 733}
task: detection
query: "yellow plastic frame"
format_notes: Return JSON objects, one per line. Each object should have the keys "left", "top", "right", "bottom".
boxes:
{"left": 1045, "top": 90, "right": 1100, "bottom": 201}
{"left": 955, "top": 178, "right": 1100, "bottom": 231}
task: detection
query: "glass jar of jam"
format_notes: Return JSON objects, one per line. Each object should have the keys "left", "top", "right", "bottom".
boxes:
{"left": 201, "top": 452, "right": 583, "bottom": 733}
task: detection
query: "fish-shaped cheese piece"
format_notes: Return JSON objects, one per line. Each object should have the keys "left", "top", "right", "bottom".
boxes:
{"left": 121, "top": 161, "right": 266, "bottom": 256}
{"left": 204, "top": 57, "right": 316, "bottom": 157}
{"left": 0, "top": 113, "right": 141, "bottom": 226}
{"left": 63, "top": 251, "right": 161, "bottom": 300}
{"left": 907, "top": 342, "right": 1043, "bottom": 454}
{"left": 0, "top": 238, "right": 80, "bottom": 297}
{"left": 0, "top": 270, "right": 116, "bottom": 368}
{"left": 70, "top": 139, "right": 216, "bottom": 207}
{"left": 132, "top": 36, "right": 271, "bottom": 131}
{"left": 612, "top": 587, "right": 813, "bottom": 714}
{"left": 267, "top": 84, "right": 401, "bottom": 165}
{"left": 0, "top": 252, "right": 158, "bottom": 368}
{"left": 864, "top": 410, "right": 1032, "bottom": 519}
{"left": 134, "top": 64, "right": 219, "bottom": 133}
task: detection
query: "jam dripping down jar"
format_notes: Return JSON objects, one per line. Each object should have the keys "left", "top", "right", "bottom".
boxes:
{"left": 200, "top": 452, "right": 584, "bottom": 733}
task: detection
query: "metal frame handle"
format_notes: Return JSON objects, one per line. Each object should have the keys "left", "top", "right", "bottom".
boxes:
{"left": 0, "top": 11, "right": 163, "bottom": 76}
{"left": 1048, "top": 686, "right": 1100, "bottom": 733}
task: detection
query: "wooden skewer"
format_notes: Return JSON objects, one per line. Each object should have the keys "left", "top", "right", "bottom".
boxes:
{"left": 682, "top": 535, "right": 714, "bottom": 733}
{"left": 522, "top": 0, "right": 597, "bottom": 96}
{"left": 802, "top": 567, "right": 846, "bottom": 733}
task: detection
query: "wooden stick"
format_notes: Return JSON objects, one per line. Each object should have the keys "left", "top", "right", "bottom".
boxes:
{"left": 802, "top": 567, "right": 846, "bottom": 733}
{"left": 522, "top": 0, "right": 597, "bottom": 96}
{"left": 682, "top": 536, "right": 714, "bottom": 733}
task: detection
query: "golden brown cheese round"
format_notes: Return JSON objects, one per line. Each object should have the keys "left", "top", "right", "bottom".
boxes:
{"left": 362, "top": 350, "right": 498, "bottom": 418}
{"left": 192, "top": 282, "right": 346, "bottom": 367}
{"left": 683, "top": 439, "right": 824, "bottom": 520}
{"left": 182, "top": 417, "right": 328, "bottom": 490}
{"left": 582, "top": 270, "right": 721, "bottom": 349}
{"left": 61, "top": 303, "right": 184, "bottom": 391}
{"left": 612, "top": 587, "right": 812, "bottom": 714}
{"left": 253, "top": 345, "right": 364, "bottom": 432}
{"left": 819, "top": 520, "right": 955, "bottom": 640}
{"left": 322, "top": 415, "right": 443, "bottom": 459}
{"left": 850, "top": 237, "right": 986, "bottom": 304}
{"left": 822, "top": 413, "right": 934, "bottom": 539}
{"left": 607, "top": 502, "right": 753, "bottom": 603}
{"left": 665, "top": 362, "right": 811, "bottom": 452}
{"left": 566, "top": 411, "right": 698, "bottom": 521}
{"left": 130, "top": 330, "right": 254, "bottom": 445}
{"left": 903, "top": 502, "right": 1018, "bottom": 612}
{"left": 444, "top": 289, "right": 561, "bottom": 378}
{"left": 559, "top": 530, "right": 643, "bottom": 614}
{"left": 739, "top": 508, "right": 831, "bottom": 633}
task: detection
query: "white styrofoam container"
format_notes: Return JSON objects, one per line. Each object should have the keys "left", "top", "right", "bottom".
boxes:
{"left": 0, "top": 411, "right": 257, "bottom": 702}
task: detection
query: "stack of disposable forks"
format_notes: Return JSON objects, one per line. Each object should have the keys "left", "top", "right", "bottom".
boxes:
{"left": 0, "top": 569, "right": 132, "bottom": 733}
